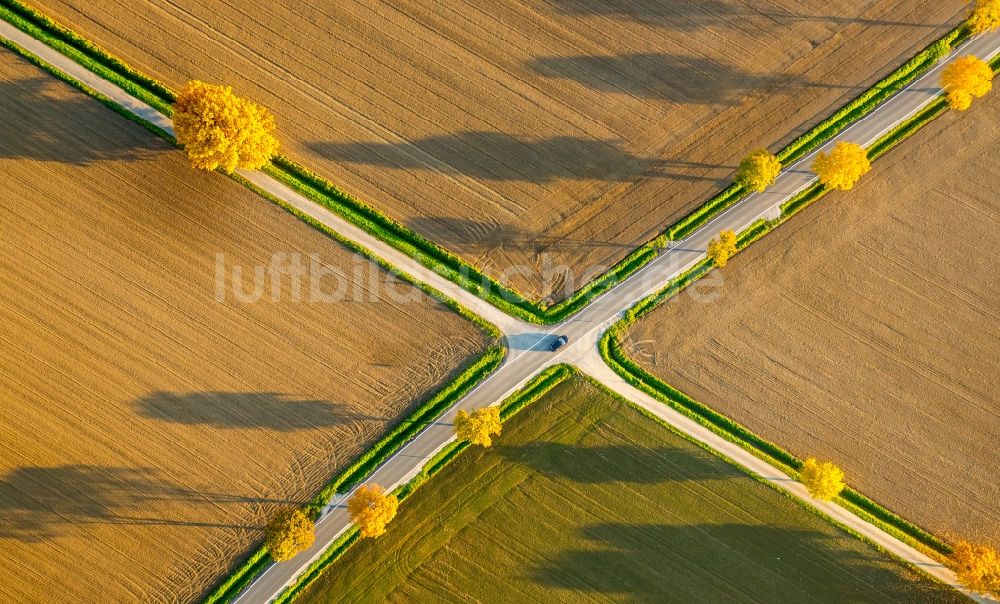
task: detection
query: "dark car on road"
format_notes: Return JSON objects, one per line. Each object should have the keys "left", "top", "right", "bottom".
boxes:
{"left": 549, "top": 335, "right": 569, "bottom": 351}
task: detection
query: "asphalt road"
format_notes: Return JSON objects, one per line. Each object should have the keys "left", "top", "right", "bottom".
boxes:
{"left": 231, "top": 30, "right": 1000, "bottom": 603}
{"left": 2, "top": 17, "right": 998, "bottom": 604}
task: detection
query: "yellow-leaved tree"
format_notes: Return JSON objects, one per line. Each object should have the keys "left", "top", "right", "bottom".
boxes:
{"left": 455, "top": 406, "right": 502, "bottom": 447}
{"left": 951, "top": 541, "right": 1000, "bottom": 595}
{"left": 263, "top": 507, "right": 315, "bottom": 562}
{"left": 706, "top": 229, "right": 738, "bottom": 268}
{"left": 173, "top": 80, "right": 279, "bottom": 172}
{"left": 799, "top": 458, "right": 845, "bottom": 501}
{"left": 940, "top": 55, "right": 994, "bottom": 111}
{"left": 348, "top": 484, "right": 398, "bottom": 538}
{"left": 811, "top": 142, "right": 870, "bottom": 190}
{"left": 968, "top": 0, "right": 1000, "bottom": 34}
{"left": 736, "top": 149, "right": 782, "bottom": 192}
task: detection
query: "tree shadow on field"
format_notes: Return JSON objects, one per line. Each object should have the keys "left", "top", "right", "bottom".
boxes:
{"left": 307, "top": 132, "right": 669, "bottom": 184}
{"left": 310, "top": 131, "right": 741, "bottom": 187}
{"left": 134, "top": 391, "right": 382, "bottom": 431}
{"left": 0, "top": 76, "right": 163, "bottom": 164}
{"left": 547, "top": 0, "right": 954, "bottom": 31}
{"left": 0, "top": 465, "right": 299, "bottom": 542}
{"left": 531, "top": 522, "right": 957, "bottom": 602}
{"left": 527, "top": 53, "right": 861, "bottom": 104}
{"left": 405, "top": 217, "right": 640, "bottom": 253}
{"left": 496, "top": 442, "right": 733, "bottom": 484}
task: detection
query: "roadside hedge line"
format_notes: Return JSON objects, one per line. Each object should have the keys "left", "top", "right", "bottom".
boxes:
{"left": 0, "top": 0, "right": 974, "bottom": 325}
{"left": 584, "top": 375, "right": 935, "bottom": 570}
{"left": 270, "top": 364, "right": 575, "bottom": 604}
{"left": 775, "top": 27, "right": 965, "bottom": 165}
{"left": 664, "top": 23, "right": 968, "bottom": 243}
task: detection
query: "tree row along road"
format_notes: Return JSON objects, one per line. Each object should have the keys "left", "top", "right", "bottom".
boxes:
{"left": 2, "top": 17, "right": 998, "bottom": 603}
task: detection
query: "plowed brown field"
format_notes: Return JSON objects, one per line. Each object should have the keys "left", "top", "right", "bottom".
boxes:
{"left": 0, "top": 50, "right": 485, "bottom": 604}
{"left": 628, "top": 92, "right": 1000, "bottom": 548}
{"left": 34, "top": 0, "right": 968, "bottom": 300}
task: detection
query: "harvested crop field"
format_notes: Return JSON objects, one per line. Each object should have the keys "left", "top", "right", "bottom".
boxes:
{"left": 0, "top": 49, "right": 487, "bottom": 604}
{"left": 628, "top": 92, "right": 1000, "bottom": 548}
{"left": 31, "top": 0, "right": 969, "bottom": 300}
{"left": 298, "top": 376, "right": 962, "bottom": 603}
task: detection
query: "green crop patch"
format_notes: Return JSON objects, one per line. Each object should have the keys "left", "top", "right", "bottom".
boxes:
{"left": 293, "top": 377, "right": 962, "bottom": 603}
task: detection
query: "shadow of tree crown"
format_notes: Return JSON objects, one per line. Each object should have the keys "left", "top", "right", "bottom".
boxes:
{"left": 0, "top": 76, "right": 163, "bottom": 164}
{"left": 134, "top": 391, "right": 383, "bottom": 431}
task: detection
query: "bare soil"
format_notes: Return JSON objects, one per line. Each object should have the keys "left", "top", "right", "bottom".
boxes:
{"left": 628, "top": 91, "right": 1000, "bottom": 548}
{"left": 0, "top": 50, "right": 485, "bottom": 604}
{"left": 34, "top": 0, "right": 968, "bottom": 300}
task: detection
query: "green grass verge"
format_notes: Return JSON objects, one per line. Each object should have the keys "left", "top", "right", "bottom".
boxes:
{"left": 200, "top": 345, "right": 507, "bottom": 604}
{"left": 270, "top": 364, "right": 575, "bottom": 604}
{"left": 0, "top": 0, "right": 975, "bottom": 324}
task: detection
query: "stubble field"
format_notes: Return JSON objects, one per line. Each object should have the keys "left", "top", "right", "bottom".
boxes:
{"left": 33, "top": 0, "right": 968, "bottom": 300}
{"left": 628, "top": 91, "right": 1000, "bottom": 548}
{"left": 298, "top": 376, "right": 962, "bottom": 603}
{"left": 0, "top": 49, "right": 486, "bottom": 603}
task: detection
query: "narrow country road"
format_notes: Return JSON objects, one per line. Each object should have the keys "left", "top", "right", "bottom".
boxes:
{"left": 2, "top": 17, "right": 998, "bottom": 604}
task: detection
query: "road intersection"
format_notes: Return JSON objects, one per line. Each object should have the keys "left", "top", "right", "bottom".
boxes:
{"left": 3, "top": 18, "right": 998, "bottom": 603}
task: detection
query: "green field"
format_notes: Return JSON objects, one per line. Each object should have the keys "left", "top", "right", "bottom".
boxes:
{"left": 298, "top": 377, "right": 960, "bottom": 603}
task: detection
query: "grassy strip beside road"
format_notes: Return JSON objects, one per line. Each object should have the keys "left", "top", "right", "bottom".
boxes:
{"left": 201, "top": 346, "right": 507, "bottom": 604}
{"left": 0, "top": 0, "right": 975, "bottom": 324}
{"left": 270, "top": 364, "right": 575, "bottom": 604}
{"left": 0, "top": 26, "right": 172, "bottom": 140}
